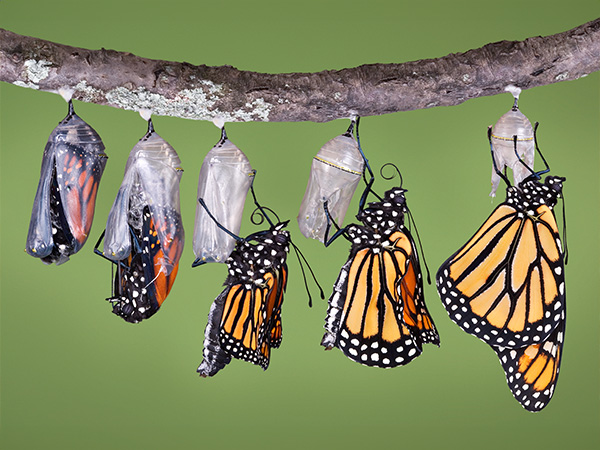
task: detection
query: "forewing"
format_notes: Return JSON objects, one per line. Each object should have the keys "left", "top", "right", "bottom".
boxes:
{"left": 218, "top": 281, "right": 272, "bottom": 369}
{"left": 437, "top": 203, "right": 565, "bottom": 347}
{"left": 335, "top": 247, "right": 422, "bottom": 368}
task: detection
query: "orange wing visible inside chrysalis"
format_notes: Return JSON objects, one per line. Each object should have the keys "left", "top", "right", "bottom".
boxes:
{"left": 58, "top": 140, "right": 107, "bottom": 248}
{"left": 437, "top": 203, "right": 565, "bottom": 348}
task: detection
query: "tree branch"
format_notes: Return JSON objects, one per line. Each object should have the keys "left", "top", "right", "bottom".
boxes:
{"left": 1, "top": 19, "right": 599, "bottom": 123}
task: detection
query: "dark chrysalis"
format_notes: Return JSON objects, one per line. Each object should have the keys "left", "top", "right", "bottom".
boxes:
{"left": 26, "top": 100, "right": 107, "bottom": 265}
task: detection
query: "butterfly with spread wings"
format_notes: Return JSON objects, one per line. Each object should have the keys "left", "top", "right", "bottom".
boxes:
{"left": 437, "top": 124, "right": 566, "bottom": 411}
{"left": 320, "top": 120, "right": 439, "bottom": 368}
{"left": 197, "top": 184, "right": 320, "bottom": 377}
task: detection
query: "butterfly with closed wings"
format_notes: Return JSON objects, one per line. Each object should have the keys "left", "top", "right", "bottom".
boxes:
{"left": 321, "top": 118, "right": 439, "bottom": 368}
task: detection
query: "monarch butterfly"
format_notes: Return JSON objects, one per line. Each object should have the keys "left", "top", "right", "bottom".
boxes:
{"left": 197, "top": 182, "right": 321, "bottom": 377}
{"left": 95, "top": 118, "right": 184, "bottom": 323}
{"left": 26, "top": 100, "right": 107, "bottom": 265}
{"left": 436, "top": 123, "right": 566, "bottom": 411}
{"left": 321, "top": 118, "right": 439, "bottom": 368}
{"left": 193, "top": 126, "right": 255, "bottom": 266}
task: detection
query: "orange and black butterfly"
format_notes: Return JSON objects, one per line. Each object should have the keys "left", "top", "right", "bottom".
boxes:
{"left": 319, "top": 119, "right": 439, "bottom": 368}
{"left": 197, "top": 220, "right": 290, "bottom": 376}
{"left": 321, "top": 182, "right": 440, "bottom": 368}
{"left": 437, "top": 124, "right": 566, "bottom": 411}
{"left": 26, "top": 100, "right": 107, "bottom": 265}
{"left": 197, "top": 183, "right": 321, "bottom": 377}
{"left": 95, "top": 119, "right": 184, "bottom": 323}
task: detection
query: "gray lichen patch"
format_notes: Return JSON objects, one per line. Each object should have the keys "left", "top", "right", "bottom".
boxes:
{"left": 104, "top": 80, "right": 272, "bottom": 122}
{"left": 23, "top": 59, "right": 52, "bottom": 84}
{"left": 74, "top": 80, "right": 104, "bottom": 103}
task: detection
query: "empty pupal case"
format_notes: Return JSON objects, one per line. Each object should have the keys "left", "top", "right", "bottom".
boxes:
{"left": 298, "top": 121, "right": 364, "bottom": 242}
{"left": 192, "top": 127, "right": 254, "bottom": 265}
{"left": 489, "top": 92, "right": 535, "bottom": 197}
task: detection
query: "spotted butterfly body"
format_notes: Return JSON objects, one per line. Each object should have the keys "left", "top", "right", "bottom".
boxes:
{"left": 198, "top": 222, "right": 290, "bottom": 377}
{"left": 108, "top": 206, "right": 182, "bottom": 323}
{"left": 26, "top": 103, "right": 107, "bottom": 265}
{"left": 437, "top": 175, "right": 566, "bottom": 411}
{"left": 322, "top": 187, "right": 440, "bottom": 368}
{"left": 98, "top": 122, "right": 184, "bottom": 323}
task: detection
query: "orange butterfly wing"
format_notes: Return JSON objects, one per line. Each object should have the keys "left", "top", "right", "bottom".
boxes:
{"left": 437, "top": 203, "right": 565, "bottom": 347}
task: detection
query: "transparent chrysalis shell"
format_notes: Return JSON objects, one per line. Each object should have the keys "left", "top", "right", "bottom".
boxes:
{"left": 298, "top": 124, "right": 364, "bottom": 242}
{"left": 104, "top": 121, "right": 184, "bottom": 276}
{"left": 489, "top": 106, "right": 535, "bottom": 197}
{"left": 193, "top": 129, "right": 254, "bottom": 265}
{"left": 26, "top": 100, "right": 107, "bottom": 265}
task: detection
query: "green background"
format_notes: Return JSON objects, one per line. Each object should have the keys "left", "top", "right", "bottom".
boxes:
{"left": 1, "top": 1, "right": 598, "bottom": 449}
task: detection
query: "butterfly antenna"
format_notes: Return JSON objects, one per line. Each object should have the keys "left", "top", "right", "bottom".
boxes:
{"left": 290, "top": 239, "right": 325, "bottom": 307}
{"left": 407, "top": 209, "right": 431, "bottom": 284}
{"left": 380, "top": 163, "right": 404, "bottom": 188}
{"left": 248, "top": 173, "right": 275, "bottom": 228}
{"left": 488, "top": 126, "right": 512, "bottom": 187}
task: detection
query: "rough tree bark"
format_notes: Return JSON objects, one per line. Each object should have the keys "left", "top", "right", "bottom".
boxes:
{"left": 1, "top": 19, "right": 599, "bottom": 123}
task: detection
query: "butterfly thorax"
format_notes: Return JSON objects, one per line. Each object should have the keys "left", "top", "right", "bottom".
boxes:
{"left": 225, "top": 225, "right": 290, "bottom": 286}
{"left": 506, "top": 175, "right": 565, "bottom": 212}
{"left": 350, "top": 187, "right": 408, "bottom": 251}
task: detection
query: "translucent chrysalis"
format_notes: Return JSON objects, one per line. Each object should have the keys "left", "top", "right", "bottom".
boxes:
{"left": 297, "top": 120, "right": 364, "bottom": 242}
{"left": 26, "top": 100, "right": 108, "bottom": 265}
{"left": 96, "top": 119, "right": 184, "bottom": 323}
{"left": 192, "top": 126, "right": 254, "bottom": 266}
{"left": 489, "top": 95, "right": 535, "bottom": 197}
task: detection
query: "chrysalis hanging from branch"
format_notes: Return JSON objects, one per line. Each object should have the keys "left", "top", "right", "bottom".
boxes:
{"left": 489, "top": 86, "right": 535, "bottom": 197}
{"left": 297, "top": 119, "right": 364, "bottom": 243}
{"left": 192, "top": 123, "right": 255, "bottom": 266}
{"left": 95, "top": 114, "right": 184, "bottom": 323}
{"left": 26, "top": 97, "right": 108, "bottom": 265}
